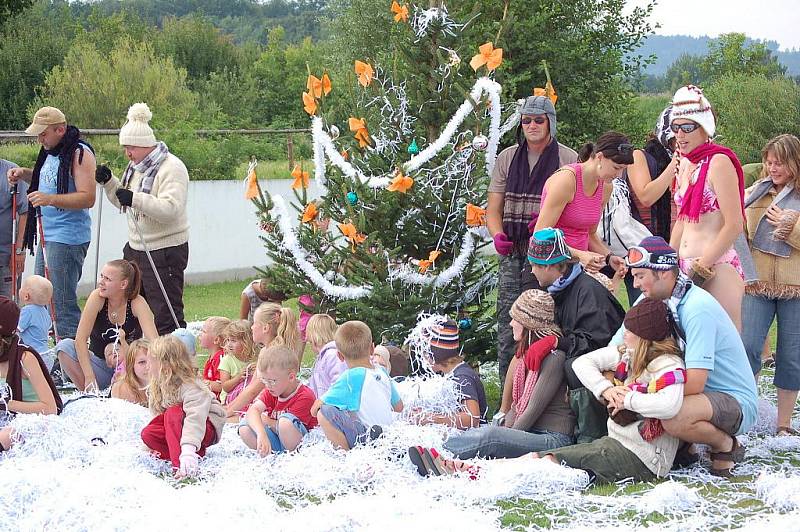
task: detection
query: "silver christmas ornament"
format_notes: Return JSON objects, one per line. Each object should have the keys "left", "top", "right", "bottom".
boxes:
{"left": 472, "top": 134, "right": 489, "bottom": 151}
{"left": 329, "top": 125, "right": 340, "bottom": 140}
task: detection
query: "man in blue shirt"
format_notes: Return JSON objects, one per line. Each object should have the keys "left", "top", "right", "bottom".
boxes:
{"left": 612, "top": 236, "right": 757, "bottom": 477}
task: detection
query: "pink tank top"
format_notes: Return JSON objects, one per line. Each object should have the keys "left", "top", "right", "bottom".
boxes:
{"left": 541, "top": 163, "right": 604, "bottom": 251}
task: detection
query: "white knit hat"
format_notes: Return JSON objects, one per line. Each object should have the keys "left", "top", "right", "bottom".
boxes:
{"left": 119, "top": 103, "right": 157, "bottom": 147}
{"left": 670, "top": 85, "right": 715, "bottom": 137}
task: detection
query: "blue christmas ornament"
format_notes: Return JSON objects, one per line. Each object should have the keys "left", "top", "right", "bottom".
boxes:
{"left": 458, "top": 317, "right": 472, "bottom": 330}
{"left": 346, "top": 191, "right": 358, "bottom": 205}
{"left": 407, "top": 138, "right": 420, "bottom": 155}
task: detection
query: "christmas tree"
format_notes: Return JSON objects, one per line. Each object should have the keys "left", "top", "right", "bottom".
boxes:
{"left": 248, "top": 4, "right": 520, "bottom": 363}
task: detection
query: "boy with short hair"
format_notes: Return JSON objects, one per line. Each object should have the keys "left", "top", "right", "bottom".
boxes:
{"left": 312, "top": 321, "right": 404, "bottom": 450}
{"left": 413, "top": 319, "right": 487, "bottom": 429}
{"left": 17, "top": 275, "right": 53, "bottom": 367}
{"left": 238, "top": 345, "right": 317, "bottom": 455}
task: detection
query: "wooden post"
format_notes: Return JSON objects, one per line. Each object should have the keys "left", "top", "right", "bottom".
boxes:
{"left": 287, "top": 132, "right": 295, "bottom": 171}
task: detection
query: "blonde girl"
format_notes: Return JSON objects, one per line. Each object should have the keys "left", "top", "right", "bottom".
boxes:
{"left": 141, "top": 336, "right": 226, "bottom": 478}
{"left": 218, "top": 320, "right": 256, "bottom": 404}
{"left": 111, "top": 338, "right": 150, "bottom": 406}
{"left": 306, "top": 314, "right": 345, "bottom": 397}
{"left": 199, "top": 316, "right": 232, "bottom": 397}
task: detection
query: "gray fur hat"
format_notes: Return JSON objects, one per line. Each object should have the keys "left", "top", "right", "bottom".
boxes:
{"left": 520, "top": 95, "right": 557, "bottom": 139}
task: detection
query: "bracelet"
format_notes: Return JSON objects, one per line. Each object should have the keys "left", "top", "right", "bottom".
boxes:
{"left": 604, "top": 253, "right": 612, "bottom": 266}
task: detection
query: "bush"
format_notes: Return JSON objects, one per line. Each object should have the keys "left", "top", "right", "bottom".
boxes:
{"left": 623, "top": 93, "right": 671, "bottom": 146}
{"left": 706, "top": 74, "right": 800, "bottom": 164}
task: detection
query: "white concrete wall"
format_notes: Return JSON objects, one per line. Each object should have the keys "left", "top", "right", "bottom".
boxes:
{"left": 21, "top": 179, "right": 321, "bottom": 295}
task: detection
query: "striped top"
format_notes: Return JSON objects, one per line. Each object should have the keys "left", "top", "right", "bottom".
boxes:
{"left": 542, "top": 163, "right": 604, "bottom": 251}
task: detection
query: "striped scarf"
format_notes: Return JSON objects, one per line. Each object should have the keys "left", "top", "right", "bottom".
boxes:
{"left": 613, "top": 359, "right": 686, "bottom": 441}
{"left": 121, "top": 141, "right": 169, "bottom": 195}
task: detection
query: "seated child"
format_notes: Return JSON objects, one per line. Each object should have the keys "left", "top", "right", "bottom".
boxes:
{"left": 171, "top": 328, "right": 197, "bottom": 357}
{"left": 410, "top": 299, "right": 686, "bottom": 485}
{"left": 16, "top": 275, "right": 53, "bottom": 369}
{"left": 311, "top": 321, "right": 403, "bottom": 450}
{"left": 240, "top": 278, "right": 286, "bottom": 322}
{"left": 371, "top": 345, "right": 392, "bottom": 374}
{"left": 199, "top": 316, "right": 231, "bottom": 398}
{"left": 238, "top": 345, "right": 317, "bottom": 455}
{"left": 218, "top": 320, "right": 256, "bottom": 405}
{"left": 412, "top": 319, "right": 487, "bottom": 430}
{"left": 111, "top": 338, "right": 150, "bottom": 407}
{"left": 306, "top": 314, "right": 346, "bottom": 397}
{"left": 141, "top": 335, "right": 226, "bottom": 478}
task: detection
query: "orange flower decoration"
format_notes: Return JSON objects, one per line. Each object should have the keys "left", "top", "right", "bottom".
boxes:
{"left": 354, "top": 60, "right": 374, "bottom": 88}
{"left": 418, "top": 250, "right": 442, "bottom": 273}
{"left": 341, "top": 149, "right": 349, "bottom": 160}
{"left": 469, "top": 42, "right": 503, "bottom": 72}
{"left": 291, "top": 165, "right": 310, "bottom": 189}
{"left": 391, "top": 1, "right": 409, "bottom": 22}
{"left": 348, "top": 117, "right": 371, "bottom": 149}
{"left": 338, "top": 222, "right": 367, "bottom": 252}
{"left": 302, "top": 91, "right": 317, "bottom": 116}
{"left": 245, "top": 166, "right": 259, "bottom": 200}
{"left": 301, "top": 202, "right": 318, "bottom": 224}
{"left": 387, "top": 170, "right": 413, "bottom": 193}
{"left": 465, "top": 203, "right": 486, "bottom": 227}
{"left": 533, "top": 80, "right": 558, "bottom": 105}
{"left": 307, "top": 74, "right": 332, "bottom": 98}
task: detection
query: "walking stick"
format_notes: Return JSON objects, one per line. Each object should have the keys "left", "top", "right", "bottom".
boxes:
{"left": 93, "top": 191, "right": 103, "bottom": 288}
{"left": 10, "top": 184, "right": 18, "bottom": 303}
{"left": 37, "top": 212, "right": 60, "bottom": 342}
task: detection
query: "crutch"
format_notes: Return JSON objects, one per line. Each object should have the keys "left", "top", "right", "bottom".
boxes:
{"left": 9, "top": 184, "right": 18, "bottom": 303}
{"left": 37, "top": 212, "right": 60, "bottom": 342}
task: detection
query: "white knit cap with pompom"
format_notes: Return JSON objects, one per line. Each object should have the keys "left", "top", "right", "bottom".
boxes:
{"left": 119, "top": 102, "right": 157, "bottom": 147}
{"left": 670, "top": 85, "right": 715, "bottom": 138}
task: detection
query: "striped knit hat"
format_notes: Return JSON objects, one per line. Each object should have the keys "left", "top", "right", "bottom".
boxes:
{"left": 627, "top": 236, "right": 678, "bottom": 270}
{"left": 671, "top": 85, "right": 715, "bottom": 137}
{"left": 509, "top": 290, "right": 560, "bottom": 337}
{"left": 429, "top": 319, "right": 461, "bottom": 363}
{"left": 528, "top": 228, "right": 571, "bottom": 265}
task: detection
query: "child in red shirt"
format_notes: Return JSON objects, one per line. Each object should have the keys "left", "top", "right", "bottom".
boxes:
{"left": 199, "top": 316, "right": 231, "bottom": 398}
{"left": 238, "top": 345, "right": 317, "bottom": 455}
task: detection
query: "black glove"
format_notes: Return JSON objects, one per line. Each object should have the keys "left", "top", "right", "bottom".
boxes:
{"left": 116, "top": 188, "right": 134, "bottom": 207}
{"left": 95, "top": 165, "right": 112, "bottom": 185}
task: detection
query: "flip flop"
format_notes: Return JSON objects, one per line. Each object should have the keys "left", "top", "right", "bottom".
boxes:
{"left": 408, "top": 446, "right": 433, "bottom": 477}
{"left": 709, "top": 438, "right": 746, "bottom": 477}
{"left": 423, "top": 448, "right": 447, "bottom": 476}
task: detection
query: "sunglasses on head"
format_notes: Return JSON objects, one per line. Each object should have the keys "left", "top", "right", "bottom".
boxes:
{"left": 521, "top": 116, "right": 547, "bottom": 125}
{"left": 670, "top": 122, "right": 701, "bottom": 134}
{"left": 617, "top": 143, "right": 634, "bottom": 154}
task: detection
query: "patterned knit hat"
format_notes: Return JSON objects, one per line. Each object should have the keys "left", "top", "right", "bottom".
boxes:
{"left": 624, "top": 297, "right": 672, "bottom": 341}
{"left": 428, "top": 319, "right": 460, "bottom": 363}
{"left": 0, "top": 296, "right": 20, "bottom": 336}
{"left": 626, "top": 236, "right": 678, "bottom": 270}
{"left": 509, "top": 290, "right": 561, "bottom": 337}
{"left": 671, "top": 85, "right": 715, "bottom": 137}
{"left": 119, "top": 103, "right": 157, "bottom": 147}
{"left": 528, "top": 228, "right": 571, "bottom": 265}
{"left": 655, "top": 105, "right": 675, "bottom": 151}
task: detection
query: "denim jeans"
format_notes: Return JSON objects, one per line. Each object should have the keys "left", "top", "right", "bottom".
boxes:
{"left": 742, "top": 294, "right": 800, "bottom": 390}
{"left": 35, "top": 241, "right": 88, "bottom": 340}
{"left": 443, "top": 425, "right": 574, "bottom": 460}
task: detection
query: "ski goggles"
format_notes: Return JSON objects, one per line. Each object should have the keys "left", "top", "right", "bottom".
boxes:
{"left": 625, "top": 246, "right": 678, "bottom": 269}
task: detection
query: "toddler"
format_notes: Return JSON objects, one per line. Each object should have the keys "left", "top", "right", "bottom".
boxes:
{"left": 218, "top": 320, "right": 256, "bottom": 405}
{"left": 199, "top": 316, "right": 231, "bottom": 397}
{"left": 371, "top": 345, "right": 392, "bottom": 375}
{"left": 306, "top": 314, "right": 346, "bottom": 397}
{"left": 16, "top": 275, "right": 53, "bottom": 367}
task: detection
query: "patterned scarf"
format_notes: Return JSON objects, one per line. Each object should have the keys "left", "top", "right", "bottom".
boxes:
{"left": 121, "top": 141, "right": 169, "bottom": 195}
{"left": 613, "top": 357, "right": 686, "bottom": 441}
{"left": 679, "top": 142, "right": 745, "bottom": 223}
{"left": 511, "top": 335, "right": 556, "bottom": 418}
{"left": 503, "top": 137, "right": 561, "bottom": 255}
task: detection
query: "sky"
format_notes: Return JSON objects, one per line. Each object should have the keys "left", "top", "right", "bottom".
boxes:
{"left": 626, "top": 0, "right": 800, "bottom": 51}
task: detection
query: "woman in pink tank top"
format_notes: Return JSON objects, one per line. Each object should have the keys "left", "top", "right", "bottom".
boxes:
{"left": 535, "top": 131, "right": 635, "bottom": 273}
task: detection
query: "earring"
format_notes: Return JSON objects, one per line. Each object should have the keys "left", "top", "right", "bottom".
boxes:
{"left": 597, "top": 164, "right": 601, "bottom": 171}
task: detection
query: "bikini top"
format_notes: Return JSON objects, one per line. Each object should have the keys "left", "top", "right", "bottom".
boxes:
{"left": 673, "top": 160, "right": 720, "bottom": 216}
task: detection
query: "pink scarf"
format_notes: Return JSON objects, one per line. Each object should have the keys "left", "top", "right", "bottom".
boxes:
{"left": 511, "top": 336, "right": 556, "bottom": 418}
{"left": 679, "top": 142, "right": 745, "bottom": 222}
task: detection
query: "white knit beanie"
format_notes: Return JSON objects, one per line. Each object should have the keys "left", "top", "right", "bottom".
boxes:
{"left": 670, "top": 85, "right": 715, "bottom": 137}
{"left": 119, "top": 103, "right": 157, "bottom": 147}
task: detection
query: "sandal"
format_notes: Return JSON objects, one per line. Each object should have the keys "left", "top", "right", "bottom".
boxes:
{"left": 428, "top": 448, "right": 481, "bottom": 480}
{"left": 777, "top": 426, "right": 800, "bottom": 437}
{"left": 408, "top": 446, "right": 436, "bottom": 477}
{"left": 709, "top": 438, "right": 746, "bottom": 477}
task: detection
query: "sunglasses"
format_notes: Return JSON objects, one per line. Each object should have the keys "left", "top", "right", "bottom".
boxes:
{"left": 617, "top": 143, "right": 634, "bottom": 154}
{"left": 670, "top": 122, "right": 701, "bottom": 134}
{"left": 521, "top": 116, "right": 547, "bottom": 125}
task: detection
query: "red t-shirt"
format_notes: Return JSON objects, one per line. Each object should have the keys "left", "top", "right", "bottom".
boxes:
{"left": 203, "top": 349, "right": 224, "bottom": 382}
{"left": 257, "top": 383, "right": 318, "bottom": 430}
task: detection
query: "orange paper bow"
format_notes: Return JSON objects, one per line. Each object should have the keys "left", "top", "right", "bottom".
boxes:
{"left": 348, "top": 117, "right": 371, "bottom": 149}
{"left": 291, "top": 165, "right": 310, "bottom": 189}
{"left": 533, "top": 80, "right": 558, "bottom": 105}
{"left": 418, "top": 250, "right": 442, "bottom": 273}
{"left": 301, "top": 202, "right": 319, "bottom": 223}
{"left": 307, "top": 74, "right": 332, "bottom": 98}
{"left": 338, "top": 222, "right": 367, "bottom": 251}
{"left": 245, "top": 167, "right": 259, "bottom": 200}
{"left": 391, "top": 1, "right": 409, "bottom": 22}
{"left": 354, "top": 60, "right": 374, "bottom": 88}
{"left": 387, "top": 171, "right": 414, "bottom": 193}
{"left": 470, "top": 42, "right": 503, "bottom": 72}
{"left": 465, "top": 203, "right": 486, "bottom": 227}
{"left": 302, "top": 91, "right": 317, "bottom": 115}
{"left": 341, "top": 149, "right": 349, "bottom": 160}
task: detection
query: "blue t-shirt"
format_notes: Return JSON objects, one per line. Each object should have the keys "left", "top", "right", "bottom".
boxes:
{"left": 18, "top": 304, "right": 52, "bottom": 355}
{"left": 322, "top": 366, "right": 402, "bottom": 427}
{"left": 0, "top": 159, "right": 28, "bottom": 260}
{"left": 611, "top": 286, "right": 757, "bottom": 435}
{"left": 38, "top": 151, "right": 91, "bottom": 245}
